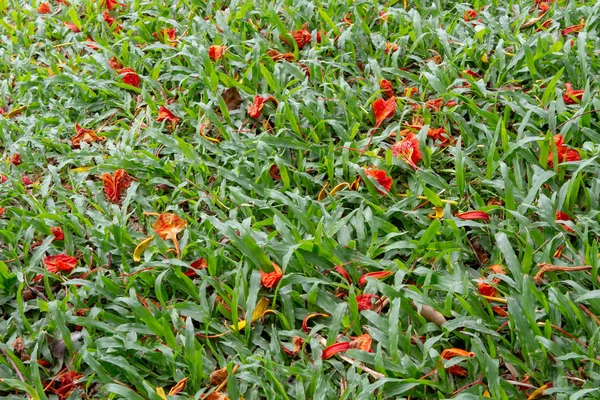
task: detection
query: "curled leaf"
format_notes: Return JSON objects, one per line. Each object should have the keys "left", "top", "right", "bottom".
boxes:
{"left": 133, "top": 236, "right": 155, "bottom": 262}
{"left": 329, "top": 182, "right": 349, "bottom": 196}
{"left": 302, "top": 312, "right": 329, "bottom": 333}
{"left": 318, "top": 182, "right": 330, "bottom": 201}
{"left": 168, "top": 377, "right": 188, "bottom": 396}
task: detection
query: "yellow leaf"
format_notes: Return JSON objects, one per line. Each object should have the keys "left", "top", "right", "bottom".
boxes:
{"left": 318, "top": 182, "right": 329, "bottom": 201}
{"left": 156, "top": 387, "right": 167, "bottom": 400}
{"left": 6, "top": 105, "right": 27, "bottom": 118}
{"left": 428, "top": 207, "right": 444, "bottom": 220}
{"left": 71, "top": 166, "right": 93, "bottom": 173}
{"left": 329, "top": 182, "right": 349, "bottom": 196}
{"left": 133, "top": 235, "right": 155, "bottom": 262}
{"left": 481, "top": 53, "right": 489, "bottom": 63}
{"left": 483, "top": 389, "right": 491, "bottom": 397}
{"left": 230, "top": 297, "right": 272, "bottom": 331}
{"left": 168, "top": 377, "right": 188, "bottom": 396}
{"left": 527, "top": 383, "right": 551, "bottom": 400}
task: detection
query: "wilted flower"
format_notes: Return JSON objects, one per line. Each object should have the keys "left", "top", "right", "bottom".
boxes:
{"left": 349, "top": 334, "right": 373, "bottom": 352}
{"left": 441, "top": 348, "right": 476, "bottom": 376}
{"left": 37, "top": 3, "right": 51, "bottom": 14}
{"left": 547, "top": 134, "right": 580, "bottom": 167}
{"left": 425, "top": 98, "right": 443, "bottom": 112}
{"left": 269, "top": 165, "right": 281, "bottom": 180}
{"left": 108, "top": 57, "right": 123, "bottom": 70}
{"left": 153, "top": 28, "right": 177, "bottom": 45}
{"left": 561, "top": 19, "right": 584, "bottom": 36}
{"left": 103, "top": 11, "right": 122, "bottom": 32}
{"left": 363, "top": 168, "right": 392, "bottom": 194}
{"left": 563, "top": 83, "right": 584, "bottom": 104}
{"left": 153, "top": 213, "right": 187, "bottom": 258}
{"left": 555, "top": 211, "right": 574, "bottom": 233}
{"left": 463, "top": 9, "right": 478, "bottom": 21}
{"left": 455, "top": 210, "right": 491, "bottom": 221}
{"left": 208, "top": 45, "right": 225, "bottom": 61}
{"left": 101, "top": 169, "right": 133, "bottom": 204}
{"left": 260, "top": 261, "right": 283, "bottom": 289}
{"left": 10, "top": 153, "right": 20, "bottom": 166}
{"left": 384, "top": 42, "right": 399, "bottom": 54}
{"left": 356, "top": 294, "right": 379, "bottom": 311}
{"left": 72, "top": 124, "right": 106, "bottom": 148}
{"left": 51, "top": 227, "right": 65, "bottom": 241}
{"left": 44, "top": 254, "right": 78, "bottom": 274}
{"left": 157, "top": 106, "right": 180, "bottom": 125}
{"left": 391, "top": 133, "right": 422, "bottom": 170}
{"left": 404, "top": 87, "right": 418, "bottom": 98}
{"left": 248, "top": 95, "right": 266, "bottom": 119}
{"left": 359, "top": 270, "right": 393, "bottom": 286}
{"left": 380, "top": 79, "right": 394, "bottom": 98}
{"left": 64, "top": 22, "right": 80, "bottom": 32}
{"left": 322, "top": 342, "right": 350, "bottom": 360}
{"left": 372, "top": 96, "right": 396, "bottom": 128}
{"left": 267, "top": 49, "right": 294, "bottom": 62}
{"left": 289, "top": 29, "right": 312, "bottom": 49}
{"left": 117, "top": 68, "right": 140, "bottom": 87}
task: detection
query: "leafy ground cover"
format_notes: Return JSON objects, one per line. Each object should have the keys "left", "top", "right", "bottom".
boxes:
{"left": 1, "top": 0, "right": 600, "bottom": 398}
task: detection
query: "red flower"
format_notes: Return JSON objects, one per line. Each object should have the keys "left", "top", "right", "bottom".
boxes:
{"left": 44, "top": 254, "right": 78, "bottom": 274}
{"left": 103, "top": 11, "right": 122, "bottom": 32}
{"left": 363, "top": 168, "right": 392, "bottom": 194}
{"left": 563, "top": 83, "right": 584, "bottom": 104}
{"left": 425, "top": 98, "right": 443, "bottom": 112}
{"left": 547, "top": 134, "right": 580, "bottom": 167}
{"left": 391, "top": 133, "right": 421, "bottom": 170}
{"left": 359, "top": 270, "right": 393, "bottom": 286}
{"left": 0, "top": 175, "right": 7, "bottom": 184}
{"left": 64, "top": 22, "right": 80, "bottom": 32}
{"left": 118, "top": 68, "right": 140, "bottom": 88}
{"left": 322, "top": 342, "right": 350, "bottom": 360}
{"left": 380, "top": 79, "right": 394, "bottom": 98}
{"left": 157, "top": 106, "right": 180, "bottom": 125}
{"left": 101, "top": 169, "right": 133, "bottom": 203}
{"left": 208, "top": 45, "right": 225, "bottom": 61}
{"left": 185, "top": 257, "right": 207, "bottom": 277}
{"left": 269, "top": 165, "right": 281, "bottom": 180}
{"left": 384, "top": 42, "right": 399, "bottom": 54}
{"left": 356, "top": 294, "right": 379, "bottom": 311}
{"left": 108, "top": 57, "right": 123, "bottom": 70}
{"left": 463, "top": 9, "right": 477, "bottom": 21}
{"left": 455, "top": 210, "right": 491, "bottom": 221}
{"left": 290, "top": 29, "right": 312, "bottom": 49}
{"left": 441, "top": 348, "right": 476, "bottom": 377}
{"left": 153, "top": 28, "right": 177, "bottom": 44}
{"left": 248, "top": 96, "right": 266, "bottom": 119}
{"left": 561, "top": 19, "right": 584, "bottom": 36}
{"left": 0, "top": 208, "right": 5, "bottom": 217}
{"left": 103, "top": 0, "right": 122, "bottom": 10}
{"left": 372, "top": 96, "right": 396, "bottom": 128}
{"left": 22, "top": 175, "right": 32, "bottom": 186}
{"left": 51, "top": 227, "right": 65, "bottom": 241}
{"left": 260, "top": 262, "right": 283, "bottom": 289}
{"left": 477, "top": 280, "right": 496, "bottom": 298}
{"left": 267, "top": 49, "right": 294, "bottom": 62}
{"left": 556, "top": 211, "right": 574, "bottom": 233}
{"left": 428, "top": 127, "right": 453, "bottom": 146}
{"left": 10, "top": 153, "right": 20, "bottom": 166}
{"left": 37, "top": 3, "right": 51, "bottom": 14}
{"left": 404, "top": 87, "right": 418, "bottom": 98}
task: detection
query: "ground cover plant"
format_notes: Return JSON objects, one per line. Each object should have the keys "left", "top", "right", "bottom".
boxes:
{"left": 1, "top": 0, "right": 600, "bottom": 398}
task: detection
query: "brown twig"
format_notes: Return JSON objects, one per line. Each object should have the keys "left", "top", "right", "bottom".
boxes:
{"left": 536, "top": 322, "right": 589, "bottom": 348}
{"left": 578, "top": 304, "right": 600, "bottom": 326}
{"left": 451, "top": 373, "right": 485, "bottom": 396}
{"left": 214, "top": 364, "right": 239, "bottom": 393}
{"left": 533, "top": 263, "right": 592, "bottom": 284}
{"left": 0, "top": 348, "right": 30, "bottom": 399}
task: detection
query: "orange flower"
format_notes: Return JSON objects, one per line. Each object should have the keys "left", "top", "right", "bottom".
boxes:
{"left": 0, "top": 208, "right": 5, "bottom": 217}
{"left": 556, "top": 211, "right": 574, "bottom": 233}
{"left": 37, "top": 2, "right": 51, "bottom": 14}
{"left": 356, "top": 294, "right": 379, "bottom": 311}
{"left": 282, "top": 336, "right": 304, "bottom": 356}
{"left": 289, "top": 29, "right": 312, "bottom": 49}
{"left": 441, "top": 348, "right": 475, "bottom": 376}
{"left": 101, "top": 169, "right": 133, "bottom": 204}
{"left": 563, "top": 83, "right": 584, "bottom": 104}
{"left": 404, "top": 87, "right": 418, "bottom": 98}
{"left": 157, "top": 106, "right": 180, "bottom": 125}
{"left": 455, "top": 210, "right": 491, "bottom": 221}
{"left": 248, "top": 96, "right": 266, "bottom": 119}
{"left": 349, "top": 334, "right": 373, "bottom": 352}
{"left": 359, "top": 270, "right": 393, "bottom": 286}
{"left": 153, "top": 28, "right": 177, "bottom": 44}
{"left": 463, "top": 9, "right": 477, "bottom": 21}
{"left": 208, "top": 45, "right": 225, "bottom": 61}
{"left": 561, "top": 19, "right": 584, "bottom": 36}
{"left": 548, "top": 134, "right": 580, "bottom": 166}
{"left": 489, "top": 264, "right": 506, "bottom": 275}
{"left": 64, "top": 22, "right": 80, "bottom": 32}
{"left": 10, "top": 153, "right": 20, "bottom": 166}
{"left": 72, "top": 124, "right": 106, "bottom": 148}
{"left": 260, "top": 261, "right": 283, "bottom": 289}
{"left": 391, "top": 133, "right": 421, "bottom": 170}
{"left": 153, "top": 213, "right": 187, "bottom": 258}
{"left": 428, "top": 127, "right": 453, "bottom": 146}
{"left": 384, "top": 42, "right": 399, "bottom": 54}
{"left": 379, "top": 79, "right": 394, "bottom": 98}
{"left": 425, "top": 98, "right": 443, "bottom": 112}
{"left": 51, "top": 227, "right": 65, "bottom": 241}
{"left": 477, "top": 280, "right": 497, "bottom": 297}
{"left": 108, "top": 57, "right": 123, "bottom": 70}
{"left": 103, "top": 11, "right": 122, "bottom": 32}
{"left": 363, "top": 168, "right": 392, "bottom": 194}
{"left": 322, "top": 342, "right": 350, "bottom": 360}
{"left": 44, "top": 254, "right": 78, "bottom": 274}
{"left": 372, "top": 96, "right": 396, "bottom": 128}
{"left": 118, "top": 68, "right": 140, "bottom": 87}
{"left": 267, "top": 49, "right": 294, "bottom": 62}
{"left": 103, "top": 0, "right": 123, "bottom": 10}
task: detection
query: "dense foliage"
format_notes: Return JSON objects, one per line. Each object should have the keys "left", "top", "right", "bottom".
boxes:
{"left": 1, "top": 0, "right": 600, "bottom": 398}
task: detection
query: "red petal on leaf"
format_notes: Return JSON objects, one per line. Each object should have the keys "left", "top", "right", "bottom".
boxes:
{"left": 10, "top": 153, "right": 20, "bottom": 166}
{"left": 556, "top": 211, "right": 575, "bottom": 232}
{"left": 282, "top": 336, "right": 304, "bottom": 356}
{"left": 37, "top": 3, "right": 51, "bottom": 14}
{"left": 359, "top": 270, "right": 393, "bottom": 286}
{"left": 101, "top": 169, "right": 133, "bottom": 203}
{"left": 356, "top": 294, "right": 379, "bottom": 311}
{"left": 260, "top": 261, "right": 283, "bottom": 289}
{"left": 208, "top": 45, "right": 225, "bottom": 61}
{"left": 185, "top": 257, "right": 207, "bottom": 277}
{"left": 44, "top": 254, "right": 78, "bottom": 274}
{"left": 391, "top": 133, "right": 422, "bottom": 170}
{"left": 290, "top": 29, "right": 312, "bottom": 49}
{"left": 379, "top": 79, "right": 394, "bottom": 98}
{"left": 51, "top": 227, "right": 65, "bottom": 241}
{"left": 441, "top": 348, "right": 476, "bottom": 360}
{"left": 349, "top": 334, "right": 372, "bottom": 352}
{"left": 447, "top": 365, "right": 469, "bottom": 376}
{"left": 322, "top": 342, "right": 350, "bottom": 360}
{"left": 108, "top": 57, "right": 123, "bottom": 70}
{"left": 363, "top": 168, "right": 392, "bottom": 194}
{"left": 103, "top": 11, "right": 122, "bottom": 32}
{"left": 118, "top": 68, "right": 140, "bottom": 87}
{"left": 492, "top": 306, "right": 508, "bottom": 317}
{"left": 372, "top": 97, "right": 396, "bottom": 128}
{"left": 425, "top": 98, "right": 443, "bottom": 112}
{"left": 563, "top": 83, "right": 584, "bottom": 104}
{"left": 248, "top": 96, "right": 266, "bottom": 119}
{"left": 157, "top": 106, "right": 180, "bottom": 125}
{"left": 463, "top": 9, "right": 477, "bottom": 21}
{"left": 561, "top": 19, "right": 584, "bottom": 36}
{"left": 332, "top": 265, "right": 351, "bottom": 284}
{"left": 64, "top": 22, "right": 80, "bottom": 32}
{"left": 455, "top": 210, "right": 491, "bottom": 221}
{"left": 404, "top": 87, "right": 418, "bottom": 98}
{"left": 302, "top": 312, "right": 329, "bottom": 333}
{"left": 477, "top": 280, "right": 497, "bottom": 298}
{"left": 269, "top": 165, "right": 281, "bottom": 180}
